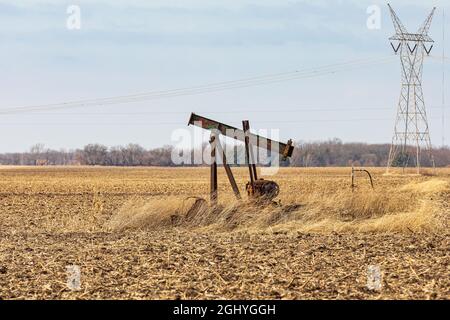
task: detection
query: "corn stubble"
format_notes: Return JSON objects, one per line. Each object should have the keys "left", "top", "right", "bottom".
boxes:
{"left": 0, "top": 167, "right": 448, "bottom": 299}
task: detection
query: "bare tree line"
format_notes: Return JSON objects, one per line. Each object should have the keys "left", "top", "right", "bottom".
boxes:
{"left": 0, "top": 143, "right": 174, "bottom": 167}
{"left": 0, "top": 139, "right": 449, "bottom": 167}
{"left": 291, "top": 139, "right": 450, "bottom": 167}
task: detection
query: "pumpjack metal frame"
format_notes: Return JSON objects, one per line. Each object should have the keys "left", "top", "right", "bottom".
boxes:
{"left": 188, "top": 113, "right": 294, "bottom": 204}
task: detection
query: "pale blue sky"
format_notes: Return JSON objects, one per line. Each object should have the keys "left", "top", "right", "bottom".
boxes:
{"left": 0, "top": 0, "right": 448, "bottom": 152}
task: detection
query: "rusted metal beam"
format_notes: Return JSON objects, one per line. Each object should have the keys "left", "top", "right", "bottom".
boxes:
{"left": 242, "top": 120, "right": 255, "bottom": 190}
{"left": 210, "top": 134, "right": 218, "bottom": 205}
{"left": 351, "top": 166, "right": 375, "bottom": 191}
{"left": 188, "top": 113, "right": 294, "bottom": 158}
{"left": 215, "top": 136, "right": 241, "bottom": 200}
{"left": 243, "top": 120, "right": 258, "bottom": 182}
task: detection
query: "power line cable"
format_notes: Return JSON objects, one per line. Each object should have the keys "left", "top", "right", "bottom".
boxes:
{"left": 3, "top": 105, "right": 447, "bottom": 116}
{"left": 0, "top": 116, "right": 448, "bottom": 126}
{"left": 0, "top": 56, "right": 395, "bottom": 115}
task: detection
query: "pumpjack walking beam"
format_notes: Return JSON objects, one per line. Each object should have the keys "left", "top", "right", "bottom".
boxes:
{"left": 189, "top": 113, "right": 294, "bottom": 158}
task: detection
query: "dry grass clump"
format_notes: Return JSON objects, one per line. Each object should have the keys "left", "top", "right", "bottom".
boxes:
{"left": 107, "top": 178, "right": 449, "bottom": 234}
{"left": 276, "top": 179, "right": 448, "bottom": 233}
{"left": 106, "top": 196, "right": 277, "bottom": 231}
{"left": 106, "top": 196, "right": 185, "bottom": 231}
{"left": 400, "top": 179, "right": 448, "bottom": 193}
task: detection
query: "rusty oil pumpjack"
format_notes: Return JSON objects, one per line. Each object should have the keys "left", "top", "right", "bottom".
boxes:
{"left": 188, "top": 113, "right": 294, "bottom": 205}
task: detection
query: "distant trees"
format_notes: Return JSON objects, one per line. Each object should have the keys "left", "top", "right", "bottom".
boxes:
{"left": 290, "top": 139, "right": 390, "bottom": 167}
{"left": 82, "top": 144, "right": 108, "bottom": 165}
{"left": 0, "top": 140, "right": 448, "bottom": 167}
{"left": 434, "top": 147, "right": 450, "bottom": 167}
{"left": 3, "top": 144, "right": 78, "bottom": 166}
{"left": 290, "top": 139, "right": 450, "bottom": 167}
{"left": 77, "top": 144, "right": 174, "bottom": 166}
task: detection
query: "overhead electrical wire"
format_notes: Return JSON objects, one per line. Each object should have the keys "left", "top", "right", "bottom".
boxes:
{"left": 429, "top": 54, "right": 450, "bottom": 62}
{"left": 0, "top": 55, "right": 396, "bottom": 115}
{"left": 3, "top": 105, "right": 447, "bottom": 116}
{"left": 0, "top": 116, "right": 448, "bottom": 126}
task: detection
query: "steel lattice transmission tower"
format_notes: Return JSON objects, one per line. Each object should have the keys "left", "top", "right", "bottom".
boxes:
{"left": 387, "top": 4, "right": 436, "bottom": 173}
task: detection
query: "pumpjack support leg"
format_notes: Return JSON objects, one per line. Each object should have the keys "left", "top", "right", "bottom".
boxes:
{"left": 210, "top": 135, "right": 218, "bottom": 205}
{"left": 215, "top": 136, "right": 241, "bottom": 200}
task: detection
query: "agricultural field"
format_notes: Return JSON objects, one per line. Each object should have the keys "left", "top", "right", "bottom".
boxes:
{"left": 0, "top": 166, "right": 448, "bottom": 300}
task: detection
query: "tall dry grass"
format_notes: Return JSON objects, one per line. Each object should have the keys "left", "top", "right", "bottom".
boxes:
{"left": 106, "top": 178, "right": 449, "bottom": 234}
